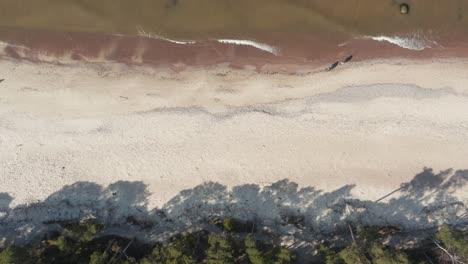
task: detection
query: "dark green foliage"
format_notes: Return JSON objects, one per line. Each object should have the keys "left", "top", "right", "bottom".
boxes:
{"left": 339, "top": 243, "right": 371, "bottom": 264}
{"left": 436, "top": 224, "right": 468, "bottom": 260}
{"left": 48, "top": 219, "right": 102, "bottom": 252}
{"left": 0, "top": 247, "right": 32, "bottom": 264}
{"left": 139, "top": 258, "right": 152, "bottom": 264}
{"left": 206, "top": 233, "right": 235, "bottom": 264}
{"left": 355, "top": 226, "right": 410, "bottom": 264}
{"left": 45, "top": 219, "right": 103, "bottom": 263}
{"left": 6, "top": 220, "right": 457, "bottom": 264}
{"left": 0, "top": 219, "right": 294, "bottom": 264}
{"left": 357, "top": 226, "right": 380, "bottom": 243}
{"left": 122, "top": 257, "right": 138, "bottom": 264}
{"left": 245, "top": 234, "right": 265, "bottom": 264}
{"left": 149, "top": 235, "right": 197, "bottom": 264}
{"left": 58, "top": 219, "right": 103, "bottom": 243}
{"left": 320, "top": 226, "right": 410, "bottom": 264}
{"left": 48, "top": 235, "right": 75, "bottom": 253}
{"left": 223, "top": 218, "right": 236, "bottom": 232}
{"left": 319, "top": 244, "right": 344, "bottom": 264}
{"left": 89, "top": 251, "right": 108, "bottom": 264}
{"left": 272, "top": 247, "right": 296, "bottom": 264}
{"left": 368, "top": 242, "right": 409, "bottom": 264}
{"left": 222, "top": 217, "right": 254, "bottom": 233}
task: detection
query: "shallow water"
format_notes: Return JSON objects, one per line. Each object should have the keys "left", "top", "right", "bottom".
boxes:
{"left": 0, "top": 0, "right": 467, "bottom": 38}
{"left": 1, "top": 0, "right": 468, "bottom": 66}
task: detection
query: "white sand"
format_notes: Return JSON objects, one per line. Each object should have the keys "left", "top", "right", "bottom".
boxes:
{"left": 0, "top": 58, "right": 468, "bottom": 211}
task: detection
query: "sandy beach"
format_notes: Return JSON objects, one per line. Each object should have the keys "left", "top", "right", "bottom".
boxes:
{"left": 1, "top": 56, "right": 467, "bottom": 210}
{"left": 0, "top": 2, "right": 467, "bottom": 262}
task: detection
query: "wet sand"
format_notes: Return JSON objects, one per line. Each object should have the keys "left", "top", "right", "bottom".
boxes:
{"left": 2, "top": 0, "right": 468, "bottom": 72}
{"left": 2, "top": 27, "right": 468, "bottom": 73}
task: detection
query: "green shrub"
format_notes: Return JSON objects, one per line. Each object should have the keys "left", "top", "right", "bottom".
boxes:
{"left": 339, "top": 243, "right": 371, "bottom": 264}
{"left": 357, "top": 227, "right": 380, "bottom": 244}
{"left": 368, "top": 242, "right": 409, "bottom": 264}
{"left": 0, "top": 247, "right": 31, "bottom": 264}
{"left": 223, "top": 218, "right": 236, "bottom": 232}
{"left": 150, "top": 235, "right": 197, "bottom": 264}
{"left": 206, "top": 233, "right": 234, "bottom": 264}
{"left": 89, "top": 251, "right": 108, "bottom": 264}
{"left": 139, "top": 258, "right": 152, "bottom": 264}
{"left": 48, "top": 235, "right": 75, "bottom": 253}
{"left": 245, "top": 234, "right": 265, "bottom": 264}
{"left": 64, "top": 219, "right": 103, "bottom": 243}
{"left": 319, "top": 244, "right": 344, "bottom": 264}
{"left": 222, "top": 217, "right": 254, "bottom": 233}
{"left": 272, "top": 247, "right": 296, "bottom": 264}
{"left": 436, "top": 225, "right": 468, "bottom": 260}
{"left": 122, "top": 257, "right": 138, "bottom": 264}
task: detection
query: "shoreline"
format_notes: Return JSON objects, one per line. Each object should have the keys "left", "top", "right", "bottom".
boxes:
{"left": 2, "top": 27, "right": 468, "bottom": 73}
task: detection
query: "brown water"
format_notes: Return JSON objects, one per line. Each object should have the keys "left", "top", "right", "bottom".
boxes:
{"left": 1, "top": 0, "right": 467, "bottom": 38}
{"left": 1, "top": 0, "right": 468, "bottom": 68}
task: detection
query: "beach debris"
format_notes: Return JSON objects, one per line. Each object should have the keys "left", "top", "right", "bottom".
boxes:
{"left": 400, "top": 3, "right": 410, "bottom": 14}
{"left": 342, "top": 55, "right": 353, "bottom": 63}
{"left": 0, "top": 79, "right": 4, "bottom": 83}
{"left": 340, "top": 55, "right": 353, "bottom": 65}
{"left": 325, "top": 61, "right": 339, "bottom": 71}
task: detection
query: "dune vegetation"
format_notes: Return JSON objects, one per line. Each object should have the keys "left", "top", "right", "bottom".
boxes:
{"left": 0, "top": 218, "right": 466, "bottom": 264}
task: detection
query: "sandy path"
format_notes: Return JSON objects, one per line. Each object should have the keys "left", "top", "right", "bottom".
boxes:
{"left": 0, "top": 59, "right": 467, "bottom": 208}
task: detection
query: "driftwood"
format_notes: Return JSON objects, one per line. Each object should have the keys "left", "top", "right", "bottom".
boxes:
{"left": 326, "top": 61, "right": 339, "bottom": 71}
{"left": 343, "top": 55, "right": 353, "bottom": 63}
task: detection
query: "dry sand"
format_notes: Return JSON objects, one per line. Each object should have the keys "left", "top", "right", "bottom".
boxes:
{"left": 0, "top": 57, "right": 467, "bottom": 211}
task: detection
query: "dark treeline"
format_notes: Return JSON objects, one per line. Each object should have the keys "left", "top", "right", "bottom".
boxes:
{"left": 0, "top": 218, "right": 466, "bottom": 264}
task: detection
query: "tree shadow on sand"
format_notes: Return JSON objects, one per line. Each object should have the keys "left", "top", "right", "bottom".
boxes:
{"left": 0, "top": 168, "right": 467, "bottom": 251}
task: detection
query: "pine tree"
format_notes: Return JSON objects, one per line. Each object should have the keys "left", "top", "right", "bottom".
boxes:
{"left": 272, "top": 247, "right": 296, "bottom": 264}
{"left": 0, "top": 247, "right": 32, "bottom": 264}
{"left": 206, "top": 234, "right": 235, "bottom": 264}
{"left": 339, "top": 243, "right": 371, "bottom": 264}
{"left": 149, "top": 235, "right": 197, "bottom": 264}
{"left": 368, "top": 243, "right": 409, "bottom": 264}
{"left": 436, "top": 225, "right": 468, "bottom": 260}
{"left": 244, "top": 234, "right": 265, "bottom": 264}
{"left": 89, "top": 251, "right": 108, "bottom": 264}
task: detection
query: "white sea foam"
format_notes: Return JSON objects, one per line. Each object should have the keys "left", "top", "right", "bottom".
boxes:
{"left": 216, "top": 39, "right": 279, "bottom": 55}
{"left": 339, "top": 34, "right": 436, "bottom": 51}
{"left": 135, "top": 28, "right": 279, "bottom": 55}
{"left": 0, "top": 41, "right": 31, "bottom": 51}
{"left": 137, "top": 28, "right": 196, "bottom": 45}
{"left": 367, "top": 35, "right": 431, "bottom": 51}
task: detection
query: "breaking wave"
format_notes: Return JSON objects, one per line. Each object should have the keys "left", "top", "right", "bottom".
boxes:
{"left": 340, "top": 33, "right": 441, "bottom": 51}
{"left": 137, "top": 28, "right": 196, "bottom": 45}
{"left": 135, "top": 28, "right": 279, "bottom": 55}
{"left": 216, "top": 39, "right": 279, "bottom": 55}
{"left": 368, "top": 35, "right": 432, "bottom": 51}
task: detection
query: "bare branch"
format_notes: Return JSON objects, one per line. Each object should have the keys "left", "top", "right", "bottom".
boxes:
{"left": 348, "top": 223, "right": 356, "bottom": 243}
